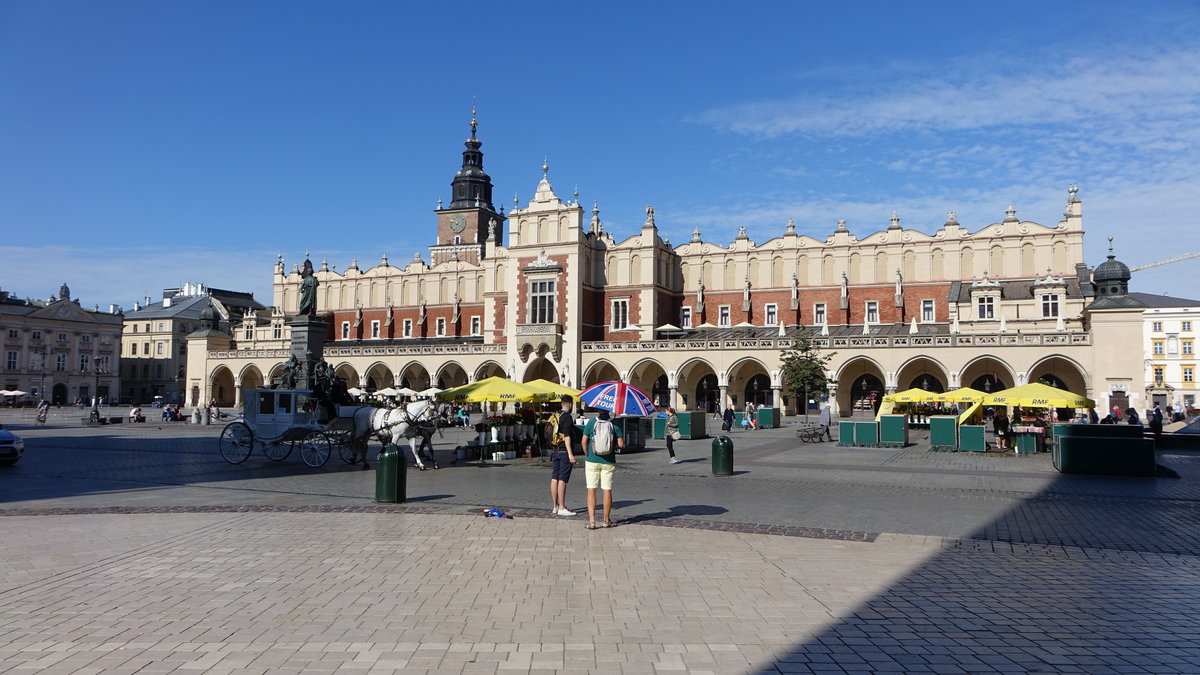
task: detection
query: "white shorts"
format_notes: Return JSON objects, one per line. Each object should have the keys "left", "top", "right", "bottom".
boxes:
{"left": 585, "top": 462, "right": 614, "bottom": 490}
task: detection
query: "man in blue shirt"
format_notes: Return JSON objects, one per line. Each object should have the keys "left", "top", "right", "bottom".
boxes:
{"left": 582, "top": 411, "right": 624, "bottom": 529}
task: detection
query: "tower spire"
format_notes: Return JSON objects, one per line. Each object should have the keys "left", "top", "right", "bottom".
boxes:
{"left": 448, "top": 102, "right": 494, "bottom": 210}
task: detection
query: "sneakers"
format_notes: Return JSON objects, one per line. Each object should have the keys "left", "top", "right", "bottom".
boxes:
{"left": 670, "top": 457, "right": 681, "bottom": 464}
{"left": 556, "top": 507, "right": 577, "bottom": 516}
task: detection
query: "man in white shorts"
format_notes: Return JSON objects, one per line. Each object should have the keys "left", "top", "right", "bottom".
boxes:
{"left": 582, "top": 410, "right": 624, "bottom": 529}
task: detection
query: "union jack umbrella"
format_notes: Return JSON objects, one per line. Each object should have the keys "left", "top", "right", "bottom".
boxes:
{"left": 577, "top": 381, "right": 657, "bottom": 416}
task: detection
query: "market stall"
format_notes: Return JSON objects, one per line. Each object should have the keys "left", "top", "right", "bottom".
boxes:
{"left": 981, "top": 383, "right": 1096, "bottom": 455}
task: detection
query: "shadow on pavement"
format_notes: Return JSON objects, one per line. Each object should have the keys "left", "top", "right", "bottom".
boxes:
{"left": 750, "top": 451, "right": 1200, "bottom": 674}
{"left": 622, "top": 503, "right": 730, "bottom": 525}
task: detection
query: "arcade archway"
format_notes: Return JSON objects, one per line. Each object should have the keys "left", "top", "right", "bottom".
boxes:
{"left": 398, "top": 363, "right": 430, "bottom": 391}
{"left": 333, "top": 363, "right": 360, "bottom": 389}
{"left": 364, "top": 362, "right": 395, "bottom": 391}
{"left": 628, "top": 359, "right": 669, "bottom": 409}
{"left": 582, "top": 360, "right": 620, "bottom": 388}
{"left": 524, "top": 357, "right": 559, "bottom": 383}
{"left": 728, "top": 357, "right": 773, "bottom": 407}
{"left": 960, "top": 357, "right": 1014, "bottom": 395}
{"left": 210, "top": 367, "right": 235, "bottom": 406}
{"left": 677, "top": 358, "right": 718, "bottom": 413}
{"left": 238, "top": 365, "right": 264, "bottom": 404}
{"left": 1027, "top": 356, "right": 1088, "bottom": 396}
{"left": 896, "top": 357, "right": 948, "bottom": 394}
{"left": 837, "top": 357, "right": 886, "bottom": 415}
{"left": 435, "top": 362, "right": 469, "bottom": 390}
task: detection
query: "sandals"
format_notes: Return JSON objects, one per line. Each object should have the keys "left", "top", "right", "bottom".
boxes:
{"left": 586, "top": 521, "right": 616, "bottom": 529}
{"left": 603, "top": 521, "right": 615, "bottom": 528}
{"left": 586, "top": 522, "right": 599, "bottom": 530}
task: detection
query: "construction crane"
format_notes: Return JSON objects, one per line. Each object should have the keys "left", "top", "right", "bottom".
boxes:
{"left": 1130, "top": 252, "right": 1200, "bottom": 273}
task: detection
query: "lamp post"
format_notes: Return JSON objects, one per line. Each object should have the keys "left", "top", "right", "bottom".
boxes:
{"left": 89, "top": 356, "right": 106, "bottom": 423}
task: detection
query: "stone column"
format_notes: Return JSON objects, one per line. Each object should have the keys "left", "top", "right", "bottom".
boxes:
{"left": 719, "top": 385, "right": 729, "bottom": 410}
{"left": 828, "top": 383, "right": 840, "bottom": 418}
{"left": 234, "top": 381, "right": 242, "bottom": 408}
{"left": 669, "top": 385, "right": 678, "bottom": 411}
{"left": 771, "top": 385, "right": 782, "bottom": 410}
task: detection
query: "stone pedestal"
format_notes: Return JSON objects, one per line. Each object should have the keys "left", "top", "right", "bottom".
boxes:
{"left": 287, "top": 315, "right": 327, "bottom": 390}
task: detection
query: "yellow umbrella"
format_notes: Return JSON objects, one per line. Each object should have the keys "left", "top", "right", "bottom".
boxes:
{"left": 933, "top": 387, "right": 987, "bottom": 403}
{"left": 521, "top": 378, "right": 582, "bottom": 399}
{"left": 883, "top": 388, "right": 937, "bottom": 403}
{"left": 435, "top": 376, "right": 543, "bottom": 403}
{"left": 981, "top": 382, "right": 1095, "bottom": 409}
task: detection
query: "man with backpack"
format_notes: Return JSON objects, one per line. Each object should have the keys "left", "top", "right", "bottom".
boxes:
{"left": 549, "top": 395, "right": 581, "bottom": 516}
{"left": 582, "top": 410, "right": 624, "bottom": 529}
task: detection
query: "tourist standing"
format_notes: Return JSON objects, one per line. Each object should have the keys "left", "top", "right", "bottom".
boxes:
{"left": 583, "top": 410, "right": 624, "bottom": 529}
{"left": 664, "top": 407, "right": 681, "bottom": 463}
{"left": 993, "top": 409, "right": 1010, "bottom": 450}
{"left": 549, "top": 395, "right": 579, "bottom": 516}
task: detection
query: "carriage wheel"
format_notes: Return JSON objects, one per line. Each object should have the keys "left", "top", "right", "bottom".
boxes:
{"left": 262, "top": 440, "right": 292, "bottom": 461}
{"left": 219, "top": 422, "right": 253, "bottom": 464}
{"left": 325, "top": 429, "right": 357, "bottom": 464}
{"left": 299, "top": 431, "right": 332, "bottom": 467}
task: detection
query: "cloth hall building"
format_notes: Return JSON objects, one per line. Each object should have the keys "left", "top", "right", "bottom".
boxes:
{"left": 189, "top": 119, "right": 1147, "bottom": 417}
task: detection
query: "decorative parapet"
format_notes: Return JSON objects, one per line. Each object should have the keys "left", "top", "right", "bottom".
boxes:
{"left": 581, "top": 332, "right": 1091, "bottom": 352}
{"left": 209, "top": 343, "right": 505, "bottom": 359}
{"left": 515, "top": 323, "right": 563, "bottom": 361}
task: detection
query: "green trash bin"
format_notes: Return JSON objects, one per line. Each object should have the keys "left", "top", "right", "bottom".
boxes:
{"left": 652, "top": 416, "right": 666, "bottom": 439}
{"left": 958, "top": 425, "right": 986, "bottom": 452}
{"left": 838, "top": 420, "right": 856, "bottom": 446}
{"left": 755, "top": 407, "right": 781, "bottom": 429}
{"left": 854, "top": 421, "right": 879, "bottom": 447}
{"left": 678, "top": 411, "right": 708, "bottom": 439}
{"left": 712, "top": 435, "right": 733, "bottom": 475}
{"left": 375, "top": 444, "right": 404, "bottom": 503}
{"left": 879, "top": 415, "right": 908, "bottom": 447}
{"left": 929, "top": 416, "right": 958, "bottom": 451}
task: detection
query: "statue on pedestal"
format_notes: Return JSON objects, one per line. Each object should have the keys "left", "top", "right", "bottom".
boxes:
{"left": 298, "top": 259, "right": 318, "bottom": 317}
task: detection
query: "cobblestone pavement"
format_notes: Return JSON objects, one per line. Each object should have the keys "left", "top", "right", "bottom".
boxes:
{"left": 1, "top": 411, "right": 1198, "bottom": 673}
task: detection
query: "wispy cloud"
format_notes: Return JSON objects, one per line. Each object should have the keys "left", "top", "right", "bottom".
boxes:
{"left": 690, "top": 50, "right": 1200, "bottom": 139}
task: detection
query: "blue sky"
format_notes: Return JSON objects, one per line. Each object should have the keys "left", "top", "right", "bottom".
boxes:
{"left": 2, "top": 1, "right": 1198, "bottom": 309}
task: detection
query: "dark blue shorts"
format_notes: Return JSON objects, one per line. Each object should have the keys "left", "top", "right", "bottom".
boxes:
{"left": 550, "top": 450, "right": 573, "bottom": 481}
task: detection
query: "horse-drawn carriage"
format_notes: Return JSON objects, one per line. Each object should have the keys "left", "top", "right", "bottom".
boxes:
{"left": 218, "top": 389, "right": 443, "bottom": 469}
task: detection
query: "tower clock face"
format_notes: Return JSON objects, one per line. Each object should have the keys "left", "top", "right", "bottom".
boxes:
{"left": 448, "top": 215, "right": 467, "bottom": 233}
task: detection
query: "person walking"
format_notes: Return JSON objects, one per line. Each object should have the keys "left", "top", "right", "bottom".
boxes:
{"left": 722, "top": 405, "right": 735, "bottom": 432}
{"left": 582, "top": 410, "right": 624, "bottom": 529}
{"left": 664, "top": 407, "right": 681, "bottom": 463}
{"left": 549, "top": 395, "right": 580, "bottom": 516}
{"left": 818, "top": 403, "right": 834, "bottom": 441}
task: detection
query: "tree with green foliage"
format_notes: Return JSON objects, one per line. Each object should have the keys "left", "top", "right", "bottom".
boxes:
{"left": 780, "top": 331, "right": 835, "bottom": 420}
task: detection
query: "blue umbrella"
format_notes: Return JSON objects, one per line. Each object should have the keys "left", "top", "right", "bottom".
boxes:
{"left": 577, "top": 381, "right": 656, "bottom": 416}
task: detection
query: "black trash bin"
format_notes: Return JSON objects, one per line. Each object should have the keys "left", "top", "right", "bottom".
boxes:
{"left": 374, "top": 444, "right": 406, "bottom": 503}
{"left": 711, "top": 435, "right": 733, "bottom": 476}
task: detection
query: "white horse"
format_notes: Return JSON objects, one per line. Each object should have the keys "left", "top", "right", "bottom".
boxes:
{"left": 349, "top": 399, "right": 443, "bottom": 470}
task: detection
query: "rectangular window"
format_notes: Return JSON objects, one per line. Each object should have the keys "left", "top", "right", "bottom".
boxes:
{"left": 1041, "top": 294, "right": 1060, "bottom": 318}
{"left": 977, "top": 296, "right": 995, "bottom": 319}
{"left": 157, "top": 322, "right": 164, "bottom": 331}
{"left": 1184, "top": 340, "right": 1194, "bottom": 356}
{"left": 1153, "top": 341, "right": 1164, "bottom": 355}
{"left": 340, "top": 322, "right": 350, "bottom": 339}
{"left": 273, "top": 325, "right": 282, "bottom": 339}
{"left": 131, "top": 325, "right": 137, "bottom": 334}
{"left": 99, "top": 355, "right": 110, "bottom": 370}
{"left": 436, "top": 318, "right": 446, "bottom": 336}
{"left": 55, "top": 354, "right": 66, "bottom": 372}
{"left": 31, "top": 331, "right": 41, "bottom": 341}
{"left": 814, "top": 303, "right": 827, "bottom": 325}
{"left": 58, "top": 332, "right": 67, "bottom": 342}
{"left": 243, "top": 325, "right": 253, "bottom": 340}
{"left": 470, "top": 316, "right": 481, "bottom": 335}
{"left": 156, "top": 342, "right": 164, "bottom": 355}
{"left": 1184, "top": 367, "right": 1194, "bottom": 383}
{"left": 865, "top": 301, "right": 879, "bottom": 323}
{"left": 1154, "top": 366, "right": 1165, "bottom": 383}
{"left": 680, "top": 307, "right": 692, "bottom": 329}
{"left": 130, "top": 343, "right": 137, "bottom": 355}
{"left": 144, "top": 323, "right": 150, "bottom": 332}
{"left": 718, "top": 306, "right": 731, "bottom": 326}
{"left": 1183, "top": 321, "right": 1193, "bottom": 332}
{"left": 1153, "top": 321, "right": 1163, "bottom": 331}
{"left": 5, "top": 351, "right": 16, "bottom": 370}
{"left": 143, "top": 342, "right": 150, "bottom": 354}
{"left": 402, "top": 319, "right": 413, "bottom": 338}
{"left": 81, "top": 334, "right": 91, "bottom": 343}
{"left": 612, "top": 299, "right": 629, "bottom": 330}
{"left": 529, "top": 280, "right": 556, "bottom": 323}
{"left": 921, "top": 300, "right": 935, "bottom": 322}
{"left": 155, "top": 363, "right": 163, "bottom": 379}
{"left": 764, "top": 303, "right": 777, "bottom": 326}
{"left": 370, "top": 320, "right": 380, "bottom": 339}
{"left": 6, "top": 329, "right": 17, "bottom": 339}
{"left": 80, "top": 354, "right": 90, "bottom": 372}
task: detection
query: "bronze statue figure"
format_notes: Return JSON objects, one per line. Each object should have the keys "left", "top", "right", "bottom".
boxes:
{"left": 298, "top": 259, "right": 318, "bottom": 316}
